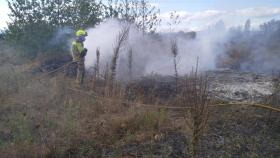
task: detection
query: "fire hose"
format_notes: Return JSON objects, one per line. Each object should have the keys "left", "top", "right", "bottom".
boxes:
{"left": 35, "top": 61, "right": 76, "bottom": 81}
{"left": 34, "top": 61, "right": 280, "bottom": 113}
{"left": 68, "top": 88, "right": 280, "bottom": 113}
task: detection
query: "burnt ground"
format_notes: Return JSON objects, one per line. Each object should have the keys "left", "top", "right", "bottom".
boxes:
{"left": 207, "top": 69, "right": 275, "bottom": 102}
{"left": 5, "top": 58, "right": 280, "bottom": 157}
{"left": 99, "top": 70, "right": 280, "bottom": 157}
{"left": 128, "top": 69, "right": 275, "bottom": 103}
{"left": 97, "top": 106, "right": 280, "bottom": 158}
{"left": 201, "top": 106, "right": 280, "bottom": 158}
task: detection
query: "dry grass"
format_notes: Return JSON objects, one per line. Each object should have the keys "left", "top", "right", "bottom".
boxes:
{"left": 0, "top": 65, "right": 176, "bottom": 157}
{"left": 176, "top": 63, "right": 212, "bottom": 158}
{"left": 170, "top": 39, "right": 179, "bottom": 92}
{"left": 92, "top": 48, "right": 100, "bottom": 85}
{"left": 128, "top": 47, "right": 133, "bottom": 81}
{"left": 264, "top": 72, "right": 280, "bottom": 126}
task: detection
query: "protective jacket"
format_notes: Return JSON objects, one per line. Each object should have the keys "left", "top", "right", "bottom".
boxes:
{"left": 72, "top": 41, "right": 84, "bottom": 61}
{"left": 72, "top": 29, "right": 88, "bottom": 85}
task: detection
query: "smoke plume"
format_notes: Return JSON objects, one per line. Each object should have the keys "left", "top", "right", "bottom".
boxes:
{"left": 84, "top": 19, "right": 228, "bottom": 79}
{"left": 84, "top": 18, "right": 280, "bottom": 80}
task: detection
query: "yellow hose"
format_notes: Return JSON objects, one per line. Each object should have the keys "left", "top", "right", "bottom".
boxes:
{"left": 212, "top": 103, "right": 280, "bottom": 112}
{"left": 68, "top": 88, "right": 280, "bottom": 112}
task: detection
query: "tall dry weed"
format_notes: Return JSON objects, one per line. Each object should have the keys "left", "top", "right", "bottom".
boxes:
{"left": 177, "top": 62, "right": 212, "bottom": 158}
{"left": 109, "top": 24, "right": 130, "bottom": 83}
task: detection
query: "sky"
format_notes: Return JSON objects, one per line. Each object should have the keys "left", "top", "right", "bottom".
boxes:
{"left": 0, "top": 0, "right": 10, "bottom": 30}
{"left": 154, "top": 0, "right": 280, "bottom": 31}
{"left": 1, "top": 0, "right": 280, "bottom": 31}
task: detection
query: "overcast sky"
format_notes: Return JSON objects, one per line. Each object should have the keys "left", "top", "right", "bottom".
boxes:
{"left": 1, "top": 0, "right": 280, "bottom": 31}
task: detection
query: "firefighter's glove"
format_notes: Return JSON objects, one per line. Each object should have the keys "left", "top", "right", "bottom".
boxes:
{"left": 80, "top": 48, "right": 88, "bottom": 57}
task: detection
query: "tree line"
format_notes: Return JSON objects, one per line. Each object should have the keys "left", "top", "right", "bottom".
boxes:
{"left": 1, "top": 0, "right": 160, "bottom": 58}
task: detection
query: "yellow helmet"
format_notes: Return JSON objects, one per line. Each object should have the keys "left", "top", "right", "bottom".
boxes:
{"left": 76, "top": 29, "right": 88, "bottom": 37}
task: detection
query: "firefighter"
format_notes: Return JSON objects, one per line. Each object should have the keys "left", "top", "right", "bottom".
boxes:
{"left": 72, "top": 29, "right": 88, "bottom": 85}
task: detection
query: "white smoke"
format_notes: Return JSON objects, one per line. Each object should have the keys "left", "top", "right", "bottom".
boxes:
{"left": 84, "top": 19, "right": 228, "bottom": 79}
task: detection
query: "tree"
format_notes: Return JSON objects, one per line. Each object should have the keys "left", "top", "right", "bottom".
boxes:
{"left": 5, "top": 0, "right": 103, "bottom": 57}
{"left": 104, "top": 0, "right": 120, "bottom": 19}
{"left": 105, "top": 0, "right": 161, "bottom": 33}
{"left": 137, "top": 0, "right": 160, "bottom": 33}
{"left": 167, "top": 11, "right": 181, "bottom": 32}
{"left": 104, "top": 0, "right": 138, "bottom": 22}
{"left": 5, "top": 0, "right": 55, "bottom": 57}
{"left": 67, "top": 0, "right": 103, "bottom": 29}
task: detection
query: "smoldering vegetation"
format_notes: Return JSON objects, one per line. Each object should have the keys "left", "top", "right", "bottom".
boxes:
{"left": 217, "top": 20, "right": 280, "bottom": 72}
{"left": 85, "top": 19, "right": 280, "bottom": 79}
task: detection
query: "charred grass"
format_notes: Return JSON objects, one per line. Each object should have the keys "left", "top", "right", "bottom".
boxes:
{"left": 1, "top": 52, "right": 280, "bottom": 157}
{"left": 0, "top": 69, "right": 178, "bottom": 157}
